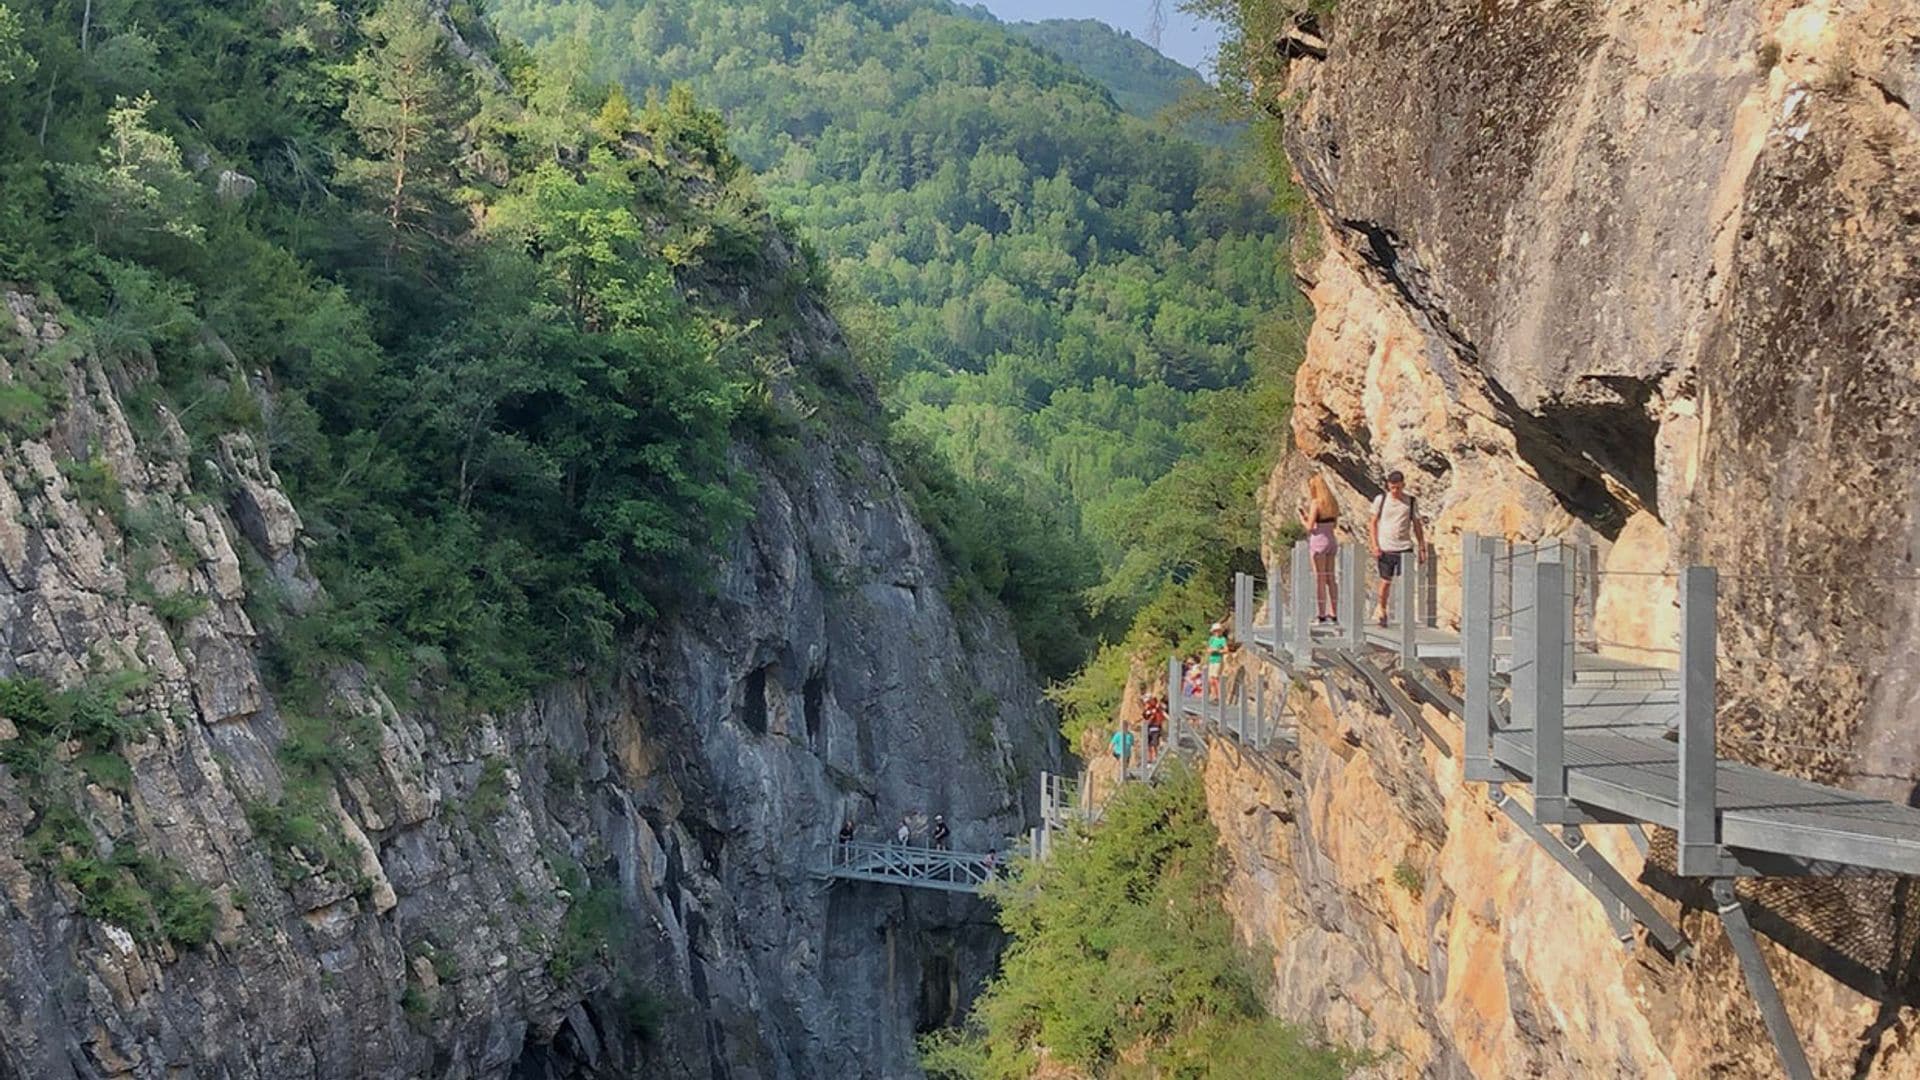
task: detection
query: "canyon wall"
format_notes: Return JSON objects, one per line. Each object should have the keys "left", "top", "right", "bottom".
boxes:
{"left": 1212, "top": 0, "right": 1920, "bottom": 1075}
{"left": 0, "top": 254, "right": 1053, "bottom": 1078}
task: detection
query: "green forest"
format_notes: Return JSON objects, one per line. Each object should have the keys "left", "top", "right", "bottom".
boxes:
{"left": 491, "top": 0, "right": 1304, "bottom": 676}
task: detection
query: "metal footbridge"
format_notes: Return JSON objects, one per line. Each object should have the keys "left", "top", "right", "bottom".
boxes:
{"left": 820, "top": 839, "right": 1002, "bottom": 894}
{"left": 1211, "top": 533, "right": 1920, "bottom": 1080}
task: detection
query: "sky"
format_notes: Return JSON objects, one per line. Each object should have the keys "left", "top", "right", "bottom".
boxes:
{"left": 969, "top": 1, "right": 1226, "bottom": 75}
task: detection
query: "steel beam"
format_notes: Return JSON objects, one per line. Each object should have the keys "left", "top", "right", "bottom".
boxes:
{"left": 1530, "top": 559, "right": 1569, "bottom": 823}
{"left": 1562, "top": 825, "right": 1690, "bottom": 956}
{"left": 1510, "top": 544, "right": 1537, "bottom": 729}
{"left": 1713, "top": 880, "right": 1814, "bottom": 1080}
{"left": 1489, "top": 787, "right": 1635, "bottom": 946}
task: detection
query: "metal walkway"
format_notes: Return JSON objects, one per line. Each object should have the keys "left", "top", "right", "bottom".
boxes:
{"left": 1207, "top": 533, "right": 1920, "bottom": 1080}
{"left": 1235, "top": 539, "right": 1920, "bottom": 879}
{"left": 820, "top": 839, "right": 1001, "bottom": 894}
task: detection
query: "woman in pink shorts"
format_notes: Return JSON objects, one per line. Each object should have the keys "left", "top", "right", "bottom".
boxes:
{"left": 1300, "top": 474, "right": 1340, "bottom": 623}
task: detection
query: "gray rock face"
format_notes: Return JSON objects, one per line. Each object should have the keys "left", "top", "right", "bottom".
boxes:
{"left": 0, "top": 286, "right": 1055, "bottom": 1079}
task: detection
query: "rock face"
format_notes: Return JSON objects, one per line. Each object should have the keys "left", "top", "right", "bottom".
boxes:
{"left": 0, "top": 279, "right": 1054, "bottom": 1078}
{"left": 1209, "top": 0, "right": 1920, "bottom": 1076}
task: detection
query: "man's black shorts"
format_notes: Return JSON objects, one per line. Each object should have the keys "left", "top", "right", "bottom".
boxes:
{"left": 1377, "top": 551, "right": 1406, "bottom": 578}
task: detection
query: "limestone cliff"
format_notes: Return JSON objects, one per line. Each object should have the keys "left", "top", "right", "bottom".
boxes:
{"left": 1205, "top": 1, "right": 1920, "bottom": 1076}
{"left": 0, "top": 263, "right": 1054, "bottom": 1077}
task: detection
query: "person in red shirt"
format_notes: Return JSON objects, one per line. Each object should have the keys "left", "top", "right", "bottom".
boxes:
{"left": 1142, "top": 694, "right": 1168, "bottom": 762}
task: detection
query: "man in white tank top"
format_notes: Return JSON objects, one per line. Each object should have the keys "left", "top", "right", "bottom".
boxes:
{"left": 1369, "top": 470, "right": 1426, "bottom": 626}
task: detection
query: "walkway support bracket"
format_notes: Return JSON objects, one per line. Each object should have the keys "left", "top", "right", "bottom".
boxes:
{"left": 1489, "top": 787, "right": 1635, "bottom": 947}
{"left": 1713, "top": 879, "right": 1814, "bottom": 1080}
{"left": 1562, "top": 825, "right": 1690, "bottom": 957}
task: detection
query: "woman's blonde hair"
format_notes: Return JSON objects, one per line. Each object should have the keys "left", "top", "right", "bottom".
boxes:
{"left": 1307, "top": 474, "right": 1339, "bottom": 522}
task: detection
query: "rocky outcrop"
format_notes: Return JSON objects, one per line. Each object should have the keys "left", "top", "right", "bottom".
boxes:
{"left": 0, "top": 276, "right": 1052, "bottom": 1078}
{"left": 1210, "top": 0, "right": 1920, "bottom": 1075}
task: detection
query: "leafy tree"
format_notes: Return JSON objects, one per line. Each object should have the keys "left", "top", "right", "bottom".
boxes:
{"left": 0, "top": 4, "right": 33, "bottom": 86}
{"left": 55, "top": 94, "right": 203, "bottom": 251}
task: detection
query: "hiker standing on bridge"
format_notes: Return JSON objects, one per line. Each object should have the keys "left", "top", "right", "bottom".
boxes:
{"left": 1142, "top": 693, "right": 1167, "bottom": 763}
{"left": 931, "top": 815, "right": 950, "bottom": 850}
{"left": 1110, "top": 726, "right": 1136, "bottom": 769}
{"left": 896, "top": 815, "right": 911, "bottom": 846}
{"left": 1370, "top": 469, "right": 1426, "bottom": 627}
{"left": 1182, "top": 655, "right": 1204, "bottom": 701}
{"left": 1301, "top": 473, "right": 1341, "bottom": 623}
{"left": 838, "top": 817, "right": 855, "bottom": 849}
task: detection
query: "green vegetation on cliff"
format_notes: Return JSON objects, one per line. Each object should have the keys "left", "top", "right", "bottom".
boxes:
{"left": 0, "top": 0, "right": 791, "bottom": 704}
{"left": 921, "top": 767, "right": 1353, "bottom": 1078}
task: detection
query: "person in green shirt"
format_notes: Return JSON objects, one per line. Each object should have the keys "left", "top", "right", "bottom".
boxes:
{"left": 1206, "top": 622, "right": 1228, "bottom": 696}
{"left": 1109, "top": 727, "right": 1136, "bottom": 767}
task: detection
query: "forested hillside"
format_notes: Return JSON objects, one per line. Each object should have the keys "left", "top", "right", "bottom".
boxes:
{"left": 999, "top": 17, "right": 1240, "bottom": 144}
{"left": 492, "top": 0, "right": 1300, "bottom": 673}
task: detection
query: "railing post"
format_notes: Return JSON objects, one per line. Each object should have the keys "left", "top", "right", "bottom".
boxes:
{"left": 1463, "top": 533, "right": 1504, "bottom": 782}
{"left": 1346, "top": 543, "right": 1366, "bottom": 648}
{"left": 1167, "top": 655, "right": 1181, "bottom": 721}
{"left": 1291, "top": 543, "right": 1314, "bottom": 664}
{"left": 1510, "top": 543, "right": 1537, "bottom": 729}
{"left": 1531, "top": 559, "right": 1569, "bottom": 823}
{"left": 1584, "top": 539, "right": 1600, "bottom": 653}
{"left": 1255, "top": 672, "right": 1266, "bottom": 748}
{"left": 1233, "top": 572, "right": 1250, "bottom": 647}
{"left": 1267, "top": 560, "right": 1284, "bottom": 651}
{"left": 1553, "top": 540, "right": 1576, "bottom": 683}
{"left": 1398, "top": 547, "right": 1418, "bottom": 668}
{"left": 1493, "top": 537, "right": 1512, "bottom": 640}
{"left": 1678, "top": 566, "right": 1721, "bottom": 875}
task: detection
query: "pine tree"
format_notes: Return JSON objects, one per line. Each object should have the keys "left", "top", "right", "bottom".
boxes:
{"left": 339, "top": 0, "right": 475, "bottom": 283}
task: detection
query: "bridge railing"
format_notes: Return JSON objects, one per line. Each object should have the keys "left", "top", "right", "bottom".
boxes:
{"left": 827, "top": 839, "right": 1000, "bottom": 890}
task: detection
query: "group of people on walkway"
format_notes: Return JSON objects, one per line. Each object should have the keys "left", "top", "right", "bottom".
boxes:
{"left": 839, "top": 812, "right": 951, "bottom": 850}
{"left": 1109, "top": 467, "right": 1428, "bottom": 765}
{"left": 1298, "top": 468, "right": 1427, "bottom": 627}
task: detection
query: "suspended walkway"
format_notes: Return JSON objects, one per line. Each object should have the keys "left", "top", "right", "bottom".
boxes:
{"left": 1203, "top": 533, "right": 1920, "bottom": 1080}
{"left": 819, "top": 839, "right": 1003, "bottom": 894}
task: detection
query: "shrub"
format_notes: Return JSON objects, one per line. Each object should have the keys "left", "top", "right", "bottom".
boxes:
{"left": 1391, "top": 860, "right": 1423, "bottom": 900}
{"left": 468, "top": 757, "right": 510, "bottom": 822}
